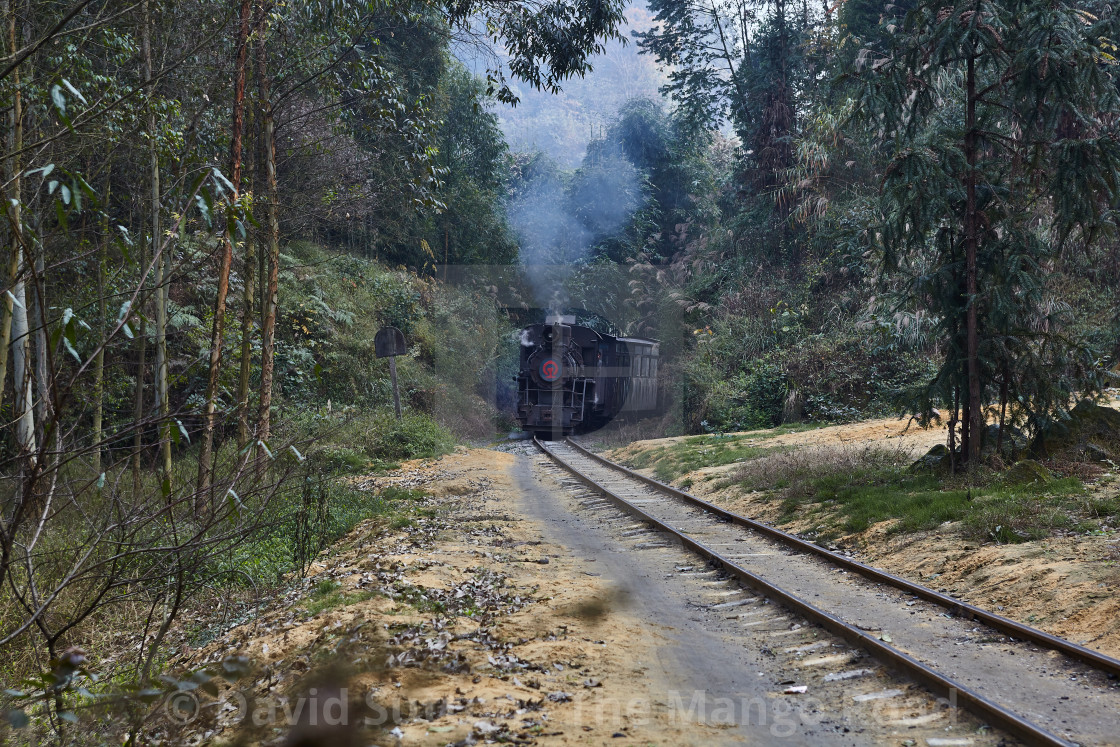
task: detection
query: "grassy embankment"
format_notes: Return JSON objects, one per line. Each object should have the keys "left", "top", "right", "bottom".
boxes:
{"left": 617, "top": 428, "right": 1120, "bottom": 545}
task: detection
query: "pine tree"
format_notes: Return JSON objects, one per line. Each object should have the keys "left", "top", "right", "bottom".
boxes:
{"left": 858, "top": 0, "right": 1120, "bottom": 466}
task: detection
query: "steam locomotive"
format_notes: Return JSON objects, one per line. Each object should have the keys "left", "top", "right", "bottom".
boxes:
{"left": 515, "top": 317, "right": 659, "bottom": 438}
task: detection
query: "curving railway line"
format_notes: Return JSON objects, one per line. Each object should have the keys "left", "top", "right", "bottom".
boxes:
{"left": 534, "top": 436, "right": 1120, "bottom": 747}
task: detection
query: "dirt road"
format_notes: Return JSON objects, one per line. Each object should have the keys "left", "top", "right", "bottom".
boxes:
{"left": 165, "top": 445, "right": 999, "bottom": 745}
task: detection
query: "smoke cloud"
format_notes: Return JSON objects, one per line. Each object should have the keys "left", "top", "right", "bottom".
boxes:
{"left": 509, "top": 150, "right": 643, "bottom": 310}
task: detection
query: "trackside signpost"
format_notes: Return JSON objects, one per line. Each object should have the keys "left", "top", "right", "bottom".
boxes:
{"left": 374, "top": 326, "right": 407, "bottom": 420}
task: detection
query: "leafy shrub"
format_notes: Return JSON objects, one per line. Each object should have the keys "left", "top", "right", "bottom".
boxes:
{"left": 361, "top": 412, "right": 455, "bottom": 462}
{"left": 314, "top": 446, "right": 371, "bottom": 474}
{"left": 219, "top": 478, "right": 387, "bottom": 583}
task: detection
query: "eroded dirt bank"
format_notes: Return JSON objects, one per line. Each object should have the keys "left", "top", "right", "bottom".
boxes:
{"left": 605, "top": 416, "right": 1120, "bottom": 660}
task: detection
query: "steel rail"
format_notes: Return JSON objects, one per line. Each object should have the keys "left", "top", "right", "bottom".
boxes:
{"left": 564, "top": 436, "right": 1120, "bottom": 679}
{"left": 534, "top": 436, "right": 1075, "bottom": 747}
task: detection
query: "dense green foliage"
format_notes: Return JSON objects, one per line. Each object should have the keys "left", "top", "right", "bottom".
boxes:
{"left": 856, "top": 0, "right": 1120, "bottom": 463}
{"left": 2, "top": 0, "right": 1120, "bottom": 738}
{"left": 610, "top": 0, "right": 1120, "bottom": 450}
{"left": 0, "top": 0, "right": 623, "bottom": 739}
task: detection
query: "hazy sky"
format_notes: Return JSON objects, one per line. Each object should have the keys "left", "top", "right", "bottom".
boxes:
{"left": 456, "top": 2, "right": 667, "bottom": 166}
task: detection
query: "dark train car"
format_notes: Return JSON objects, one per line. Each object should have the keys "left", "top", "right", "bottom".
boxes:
{"left": 515, "top": 317, "right": 658, "bottom": 438}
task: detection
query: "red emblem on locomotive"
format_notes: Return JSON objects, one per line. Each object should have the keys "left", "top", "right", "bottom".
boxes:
{"left": 540, "top": 359, "right": 560, "bottom": 381}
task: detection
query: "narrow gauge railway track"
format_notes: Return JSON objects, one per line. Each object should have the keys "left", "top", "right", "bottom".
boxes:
{"left": 534, "top": 437, "right": 1120, "bottom": 747}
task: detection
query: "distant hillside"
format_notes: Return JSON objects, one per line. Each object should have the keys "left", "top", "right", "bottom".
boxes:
{"left": 458, "top": 3, "right": 667, "bottom": 166}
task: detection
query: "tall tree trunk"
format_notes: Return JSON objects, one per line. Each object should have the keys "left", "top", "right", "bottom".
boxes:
{"left": 235, "top": 221, "right": 255, "bottom": 449}
{"left": 157, "top": 220, "right": 172, "bottom": 481}
{"left": 256, "top": 16, "right": 279, "bottom": 475}
{"left": 961, "top": 366, "right": 971, "bottom": 467}
{"left": 132, "top": 221, "right": 147, "bottom": 495}
{"left": 258, "top": 222, "right": 267, "bottom": 325}
{"left": 0, "top": 242, "right": 15, "bottom": 414}
{"left": 11, "top": 255, "right": 35, "bottom": 462}
{"left": 997, "top": 361, "right": 1009, "bottom": 456}
{"left": 948, "top": 385, "right": 959, "bottom": 474}
{"left": 197, "top": 0, "right": 253, "bottom": 504}
{"left": 29, "top": 249, "right": 48, "bottom": 447}
{"left": 4, "top": 0, "right": 33, "bottom": 466}
{"left": 964, "top": 51, "right": 982, "bottom": 466}
{"left": 0, "top": 0, "right": 20, "bottom": 415}
{"left": 236, "top": 47, "right": 258, "bottom": 451}
{"left": 27, "top": 180, "right": 60, "bottom": 467}
{"left": 92, "top": 172, "right": 110, "bottom": 477}
{"left": 142, "top": 0, "right": 172, "bottom": 487}
{"left": 132, "top": 8, "right": 151, "bottom": 495}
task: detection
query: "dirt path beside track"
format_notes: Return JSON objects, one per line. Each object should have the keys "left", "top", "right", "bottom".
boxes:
{"left": 158, "top": 442, "right": 1014, "bottom": 746}
{"left": 163, "top": 448, "right": 747, "bottom": 745}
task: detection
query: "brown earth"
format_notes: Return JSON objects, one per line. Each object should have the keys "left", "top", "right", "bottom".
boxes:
{"left": 146, "top": 410, "right": 1120, "bottom": 745}
{"left": 610, "top": 415, "right": 949, "bottom": 457}
{"left": 156, "top": 448, "right": 732, "bottom": 746}
{"left": 855, "top": 528, "right": 1120, "bottom": 656}
{"left": 604, "top": 414, "right": 1120, "bottom": 661}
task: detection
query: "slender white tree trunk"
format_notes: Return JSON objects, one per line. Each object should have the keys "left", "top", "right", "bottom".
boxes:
{"left": 92, "top": 183, "right": 108, "bottom": 476}
{"left": 0, "top": 0, "right": 19, "bottom": 413}
{"left": 30, "top": 248, "right": 49, "bottom": 445}
{"left": 236, "top": 65, "right": 257, "bottom": 451}
{"left": 11, "top": 257, "right": 36, "bottom": 461}
{"left": 143, "top": 0, "right": 172, "bottom": 486}
{"left": 4, "top": 0, "right": 32, "bottom": 463}
{"left": 255, "top": 2, "right": 279, "bottom": 475}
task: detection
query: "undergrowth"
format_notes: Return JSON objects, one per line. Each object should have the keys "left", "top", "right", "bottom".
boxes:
{"left": 735, "top": 446, "right": 1096, "bottom": 544}
{"left": 285, "top": 410, "right": 456, "bottom": 477}
{"left": 302, "top": 580, "right": 382, "bottom": 616}
{"left": 620, "top": 433, "right": 787, "bottom": 482}
{"left": 198, "top": 410, "right": 454, "bottom": 592}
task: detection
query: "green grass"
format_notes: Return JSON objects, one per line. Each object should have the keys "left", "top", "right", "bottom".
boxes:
{"left": 777, "top": 470, "right": 968, "bottom": 535}
{"left": 302, "top": 580, "right": 382, "bottom": 616}
{"left": 389, "top": 516, "right": 415, "bottom": 530}
{"left": 623, "top": 432, "right": 1110, "bottom": 544}
{"left": 623, "top": 435, "right": 779, "bottom": 482}
{"left": 619, "top": 423, "right": 830, "bottom": 482}
{"left": 701, "top": 422, "right": 828, "bottom": 439}
{"left": 737, "top": 446, "right": 1092, "bottom": 543}
{"left": 380, "top": 487, "right": 436, "bottom": 530}
{"left": 380, "top": 485, "right": 428, "bottom": 502}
